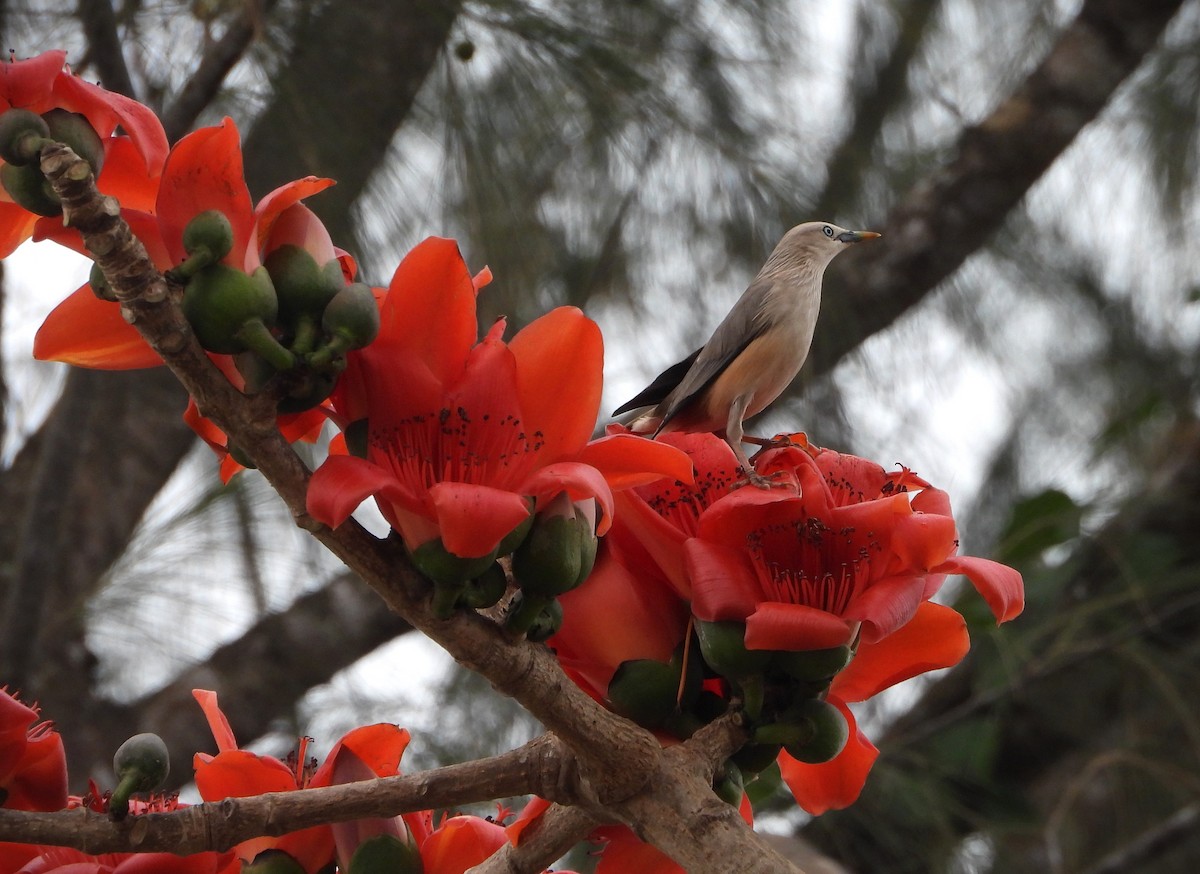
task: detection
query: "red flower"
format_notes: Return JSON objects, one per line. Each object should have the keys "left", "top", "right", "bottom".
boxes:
{"left": 191, "top": 689, "right": 411, "bottom": 873}
{"left": 778, "top": 600, "right": 970, "bottom": 814}
{"left": 0, "top": 688, "right": 67, "bottom": 813}
{"left": 307, "top": 237, "right": 692, "bottom": 559}
{"left": 0, "top": 50, "right": 168, "bottom": 257}
{"left": 550, "top": 540, "right": 690, "bottom": 701}
{"left": 15, "top": 847, "right": 236, "bottom": 874}
{"left": 0, "top": 688, "right": 69, "bottom": 872}
{"left": 606, "top": 427, "right": 744, "bottom": 599}
{"left": 32, "top": 118, "right": 343, "bottom": 478}
{"left": 686, "top": 444, "right": 1023, "bottom": 652}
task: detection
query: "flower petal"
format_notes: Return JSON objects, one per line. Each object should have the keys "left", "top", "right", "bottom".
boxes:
{"left": 33, "top": 284, "right": 163, "bottom": 369}
{"left": 685, "top": 537, "right": 762, "bottom": 621}
{"left": 156, "top": 118, "right": 254, "bottom": 267}
{"left": 843, "top": 575, "right": 925, "bottom": 644}
{"left": 743, "top": 601, "right": 855, "bottom": 651}
{"left": 507, "top": 306, "right": 602, "bottom": 462}
{"left": 522, "top": 461, "right": 614, "bottom": 534}
{"left": 934, "top": 555, "right": 1025, "bottom": 623}
{"left": 428, "top": 481, "right": 533, "bottom": 558}
{"left": 307, "top": 455, "right": 416, "bottom": 529}
{"left": 832, "top": 601, "right": 968, "bottom": 702}
{"left": 421, "top": 815, "right": 509, "bottom": 874}
{"left": 551, "top": 545, "right": 689, "bottom": 697}
{"left": 778, "top": 700, "right": 878, "bottom": 815}
{"left": 254, "top": 177, "right": 336, "bottom": 253}
{"left": 575, "top": 433, "right": 694, "bottom": 491}
{"left": 377, "top": 237, "right": 478, "bottom": 387}
{"left": 191, "top": 689, "right": 238, "bottom": 752}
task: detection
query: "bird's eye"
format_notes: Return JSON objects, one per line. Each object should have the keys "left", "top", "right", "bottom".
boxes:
{"left": 822, "top": 225, "right": 834, "bottom": 237}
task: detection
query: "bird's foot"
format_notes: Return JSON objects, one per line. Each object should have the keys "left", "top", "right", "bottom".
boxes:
{"left": 735, "top": 467, "right": 786, "bottom": 490}
{"left": 746, "top": 432, "right": 819, "bottom": 463}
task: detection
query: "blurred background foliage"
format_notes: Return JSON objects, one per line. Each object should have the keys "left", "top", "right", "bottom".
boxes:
{"left": 1, "top": 0, "right": 1199, "bottom": 871}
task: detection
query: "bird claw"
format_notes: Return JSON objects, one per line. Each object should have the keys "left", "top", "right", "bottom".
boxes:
{"left": 735, "top": 468, "right": 785, "bottom": 490}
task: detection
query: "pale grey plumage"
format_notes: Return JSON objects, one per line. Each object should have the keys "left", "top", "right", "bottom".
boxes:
{"left": 615, "top": 221, "right": 880, "bottom": 484}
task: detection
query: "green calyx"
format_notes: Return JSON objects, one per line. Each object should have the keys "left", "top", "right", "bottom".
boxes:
{"left": 511, "top": 496, "right": 598, "bottom": 599}
{"left": 0, "top": 108, "right": 51, "bottom": 166}
{"left": 182, "top": 264, "right": 294, "bottom": 369}
{"left": 167, "top": 210, "right": 236, "bottom": 281}
{"left": 607, "top": 655, "right": 700, "bottom": 731}
{"left": 347, "top": 833, "right": 423, "bottom": 874}
{"left": 243, "top": 850, "right": 309, "bottom": 874}
{"left": 42, "top": 109, "right": 104, "bottom": 175}
{"left": 778, "top": 698, "right": 849, "bottom": 764}
{"left": 1, "top": 160, "right": 61, "bottom": 216}
{"left": 109, "top": 732, "right": 170, "bottom": 820}
{"left": 695, "top": 620, "right": 770, "bottom": 680}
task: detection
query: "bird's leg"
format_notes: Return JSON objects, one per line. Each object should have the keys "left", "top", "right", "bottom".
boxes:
{"left": 726, "top": 395, "right": 776, "bottom": 489}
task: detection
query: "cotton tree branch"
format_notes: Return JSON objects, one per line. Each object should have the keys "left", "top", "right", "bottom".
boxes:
{"left": 0, "top": 735, "right": 568, "bottom": 855}
{"left": 33, "top": 141, "right": 793, "bottom": 873}
{"left": 468, "top": 803, "right": 597, "bottom": 874}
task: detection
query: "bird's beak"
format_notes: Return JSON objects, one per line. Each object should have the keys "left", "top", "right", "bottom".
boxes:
{"left": 837, "top": 230, "right": 881, "bottom": 243}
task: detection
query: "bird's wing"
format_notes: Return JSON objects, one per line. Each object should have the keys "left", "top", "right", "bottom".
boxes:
{"left": 612, "top": 347, "right": 702, "bottom": 416}
{"left": 656, "top": 277, "right": 774, "bottom": 429}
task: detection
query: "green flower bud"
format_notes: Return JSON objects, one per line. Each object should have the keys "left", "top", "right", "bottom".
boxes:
{"left": 713, "top": 761, "right": 744, "bottom": 807}
{"left": 110, "top": 732, "right": 170, "bottom": 820}
{"left": 243, "top": 850, "right": 309, "bottom": 874}
{"left": 89, "top": 261, "right": 116, "bottom": 301}
{"left": 511, "top": 493, "right": 597, "bottom": 598}
{"left": 1, "top": 160, "right": 61, "bottom": 216}
{"left": 730, "top": 741, "right": 783, "bottom": 776}
{"left": 409, "top": 537, "right": 497, "bottom": 588}
{"left": 608, "top": 658, "right": 690, "bottom": 730}
{"left": 183, "top": 209, "right": 234, "bottom": 261}
{"left": 770, "top": 645, "right": 852, "bottom": 683}
{"left": 347, "top": 834, "right": 423, "bottom": 874}
{"left": 182, "top": 264, "right": 285, "bottom": 358}
{"left": 780, "top": 699, "right": 849, "bottom": 765}
{"left": 0, "top": 108, "right": 51, "bottom": 166}
{"left": 266, "top": 244, "right": 340, "bottom": 328}
{"left": 460, "top": 561, "right": 508, "bottom": 609}
{"left": 524, "top": 597, "right": 563, "bottom": 642}
{"left": 695, "top": 620, "right": 770, "bottom": 680}
{"left": 42, "top": 109, "right": 104, "bottom": 175}
{"left": 321, "top": 282, "right": 380, "bottom": 350}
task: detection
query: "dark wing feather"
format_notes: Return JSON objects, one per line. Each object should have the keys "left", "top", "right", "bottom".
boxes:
{"left": 612, "top": 347, "right": 702, "bottom": 415}
{"left": 655, "top": 277, "right": 775, "bottom": 430}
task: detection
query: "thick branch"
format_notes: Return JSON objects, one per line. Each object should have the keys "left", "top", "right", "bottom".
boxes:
{"left": 810, "top": 0, "right": 1186, "bottom": 379}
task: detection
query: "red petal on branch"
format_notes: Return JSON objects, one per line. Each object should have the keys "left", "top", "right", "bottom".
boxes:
{"left": 0, "top": 202, "right": 39, "bottom": 259}
{"left": 33, "top": 284, "right": 162, "bottom": 369}
{"left": 420, "top": 815, "right": 509, "bottom": 874}
{"left": 51, "top": 73, "right": 168, "bottom": 175}
{"left": 778, "top": 700, "right": 879, "bottom": 816}
{"left": 575, "top": 433, "right": 694, "bottom": 492}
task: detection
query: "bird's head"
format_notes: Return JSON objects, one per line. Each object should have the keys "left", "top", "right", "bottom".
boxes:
{"left": 768, "top": 221, "right": 881, "bottom": 272}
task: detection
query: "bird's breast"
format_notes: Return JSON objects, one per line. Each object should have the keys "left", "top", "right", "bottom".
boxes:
{"left": 701, "top": 327, "right": 809, "bottom": 424}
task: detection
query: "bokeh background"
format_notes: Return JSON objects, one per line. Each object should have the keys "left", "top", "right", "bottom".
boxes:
{"left": 2, "top": 1, "right": 1199, "bottom": 871}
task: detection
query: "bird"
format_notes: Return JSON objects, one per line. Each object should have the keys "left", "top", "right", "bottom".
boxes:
{"left": 613, "top": 221, "right": 880, "bottom": 486}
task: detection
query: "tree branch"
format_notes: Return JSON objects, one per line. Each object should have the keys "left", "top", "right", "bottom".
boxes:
{"left": 810, "top": 0, "right": 1187, "bottom": 380}
{"left": 31, "top": 140, "right": 787, "bottom": 872}
{"left": 0, "top": 735, "right": 567, "bottom": 855}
